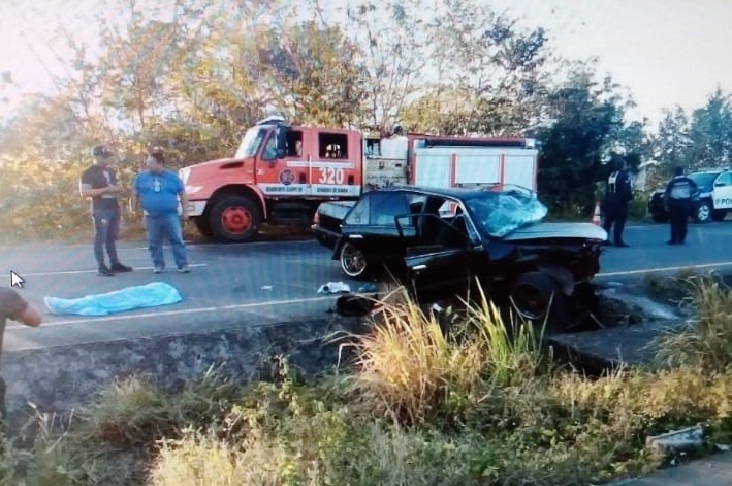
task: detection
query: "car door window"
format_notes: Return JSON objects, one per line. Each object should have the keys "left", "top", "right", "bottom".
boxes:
{"left": 716, "top": 172, "right": 732, "bottom": 186}
{"left": 371, "top": 192, "right": 412, "bottom": 227}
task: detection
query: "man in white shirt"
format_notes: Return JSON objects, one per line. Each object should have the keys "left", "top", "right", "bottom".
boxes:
{"left": 380, "top": 125, "right": 409, "bottom": 160}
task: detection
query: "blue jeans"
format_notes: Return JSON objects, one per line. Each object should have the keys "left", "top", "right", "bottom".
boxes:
{"left": 145, "top": 213, "right": 188, "bottom": 269}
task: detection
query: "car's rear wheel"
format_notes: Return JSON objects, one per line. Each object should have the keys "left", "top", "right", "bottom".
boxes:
{"left": 509, "top": 271, "right": 569, "bottom": 332}
{"left": 651, "top": 212, "right": 669, "bottom": 223}
{"left": 694, "top": 201, "right": 712, "bottom": 223}
{"left": 340, "top": 242, "right": 370, "bottom": 280}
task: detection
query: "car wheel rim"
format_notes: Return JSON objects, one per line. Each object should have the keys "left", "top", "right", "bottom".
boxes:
{"left": 341, "top": 243, "right": 366, "bottom": 277}
{"left": 510, "top": 285, "right": 548, "bottom": 321}
{"left": 699, "top": 205, "right": 709, "bottom": 221}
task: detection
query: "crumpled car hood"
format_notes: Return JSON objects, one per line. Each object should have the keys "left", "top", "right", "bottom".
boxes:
{"left": 501, "top": 222, "right": 608, "bottom": 241}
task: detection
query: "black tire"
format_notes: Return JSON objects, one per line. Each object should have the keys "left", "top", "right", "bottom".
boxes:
{"left": 193, "top": 216, "right": 213, "bottom": 238}
{"left": 339, "top": 241, "right": 370, "bottom": 280}
{"left": 694, "top": 201, "right": 712, "bottom": 223}
{"left": 209, "top": 195, "right": 262, "bottom": 242}
{"left": 651, "top": 212, "right": 669, "bottom": 223}
{"left": 509, "top": 271, "right": 570, "bottom": 333}
{"left": 712, "top": 210, "right": 727, "bottom": 222}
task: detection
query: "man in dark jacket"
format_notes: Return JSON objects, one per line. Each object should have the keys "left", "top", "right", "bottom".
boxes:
{"left": 601, "top": 155, "right": 633, "bottom": 247}
{"left": 79, "top": 145, "right": 133, "bottom": 276}
{"left": 664, "top": 165, "right": 698, "bottom": 245}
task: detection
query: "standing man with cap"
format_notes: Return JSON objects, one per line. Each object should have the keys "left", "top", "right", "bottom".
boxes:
{"left": 664, "top": 165, "right": 698, "bottom": 245}
{"left": 79, "top": 145, "right": 133, "bottom": 276}
{"left": 601, "top": 155, "right": 633, "bottom": 248}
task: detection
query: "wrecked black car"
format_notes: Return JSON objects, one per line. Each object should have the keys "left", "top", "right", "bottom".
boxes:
{"left": 312, "top": 185, "right": 608, "bottom": 330}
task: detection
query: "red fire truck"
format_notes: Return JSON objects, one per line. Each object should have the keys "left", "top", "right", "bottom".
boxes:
{"left": 179, "top": 116, "right": 539, "bottom": 242}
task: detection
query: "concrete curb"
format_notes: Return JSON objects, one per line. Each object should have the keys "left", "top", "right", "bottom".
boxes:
{"left": 1, "top": 315, "right": 369, "bottom": 425}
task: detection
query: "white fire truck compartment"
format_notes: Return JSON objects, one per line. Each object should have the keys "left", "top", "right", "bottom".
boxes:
{"left": 412, "top": 143, "right": 538, "bottom": 191}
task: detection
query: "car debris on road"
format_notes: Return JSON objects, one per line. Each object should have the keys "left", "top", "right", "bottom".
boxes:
{"left": 317, "top": 282, "right": 352, "bottom": 294}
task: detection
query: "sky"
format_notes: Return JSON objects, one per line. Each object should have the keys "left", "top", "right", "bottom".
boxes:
{"left": 1, "top": 0, "right": 730, "bottom": 129}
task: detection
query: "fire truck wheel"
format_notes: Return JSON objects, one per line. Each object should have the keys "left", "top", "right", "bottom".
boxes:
{"left": 210, "top": 195, "right": 261, "bottom": 242}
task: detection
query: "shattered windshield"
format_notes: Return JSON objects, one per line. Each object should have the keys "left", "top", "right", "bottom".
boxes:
{"left": 464, "top": 185, "right": 548, "bottom": 237}
{"left": 234, "top": 127, "right": 267, "bottom": 159}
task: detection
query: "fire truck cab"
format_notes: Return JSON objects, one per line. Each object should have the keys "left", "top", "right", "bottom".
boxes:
{"left": 179, "top": 116, "right": 539, "bottom": 242}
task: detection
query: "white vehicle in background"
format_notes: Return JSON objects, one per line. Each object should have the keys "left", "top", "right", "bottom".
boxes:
{"left": 648, "top": 168, "right": 732, "bottom": 224}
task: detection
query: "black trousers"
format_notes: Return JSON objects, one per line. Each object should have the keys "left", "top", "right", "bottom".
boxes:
{"left": 92, "top": 209, "right": 121, "bottom": 268}
{"left": 602, "top": 199, "right": 629, "bottom": 244}
{"left": 668, "top": 199, "right": 690, "bottom": 244}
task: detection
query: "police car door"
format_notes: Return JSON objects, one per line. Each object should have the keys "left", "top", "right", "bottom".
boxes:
{"left": 712, "top": 171, "right": 732, "bottom": 210}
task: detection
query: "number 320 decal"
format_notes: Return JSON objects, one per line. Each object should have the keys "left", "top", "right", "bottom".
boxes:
{"left": 318, "top": 167, "right": 345, "bottom": 185}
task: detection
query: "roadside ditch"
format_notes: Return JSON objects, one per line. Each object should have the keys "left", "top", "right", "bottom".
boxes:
{"left": 0, "top": 271, "right": 709, "bottom": 430}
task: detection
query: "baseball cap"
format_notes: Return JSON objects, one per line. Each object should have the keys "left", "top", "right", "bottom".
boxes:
{"left": 92, "top": 145, "right": 115, "bottom": 158}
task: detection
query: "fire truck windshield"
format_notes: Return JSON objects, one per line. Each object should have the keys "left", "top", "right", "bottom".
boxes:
{"left": 234, "top": 127, "right": 267, "bottom": 159}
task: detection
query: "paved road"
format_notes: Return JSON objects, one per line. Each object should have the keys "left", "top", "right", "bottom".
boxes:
{"left": 1, "top": 221, "right": 731, "bottom": 352}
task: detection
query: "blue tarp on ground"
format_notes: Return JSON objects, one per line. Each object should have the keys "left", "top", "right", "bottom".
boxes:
{"left": 44, "top": 282, "right": 183, "bottom": 317}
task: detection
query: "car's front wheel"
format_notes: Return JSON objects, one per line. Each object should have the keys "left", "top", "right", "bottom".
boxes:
{"left": 339, "top": 242, "right": 370, "bottom": 280}
{"left": 509, "top": 271, "right": 569, "bottom": 332}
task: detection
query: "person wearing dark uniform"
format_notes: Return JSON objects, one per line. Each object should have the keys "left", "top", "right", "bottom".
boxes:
{"left": 602, "top": 155, "right": 633, "bottom": 247}
{"left": 664, "top": 166, "right": 698, "bottom": 245}
{"left": 79, "top": 145, "right": 133, "bottom": 276}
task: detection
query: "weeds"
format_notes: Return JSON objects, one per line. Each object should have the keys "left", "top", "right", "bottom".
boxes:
{"left": 657, "top": 276, "right": 732, "bottom": 371}
{"left": 2, "top": 281, "right": 732, "bottom": 485}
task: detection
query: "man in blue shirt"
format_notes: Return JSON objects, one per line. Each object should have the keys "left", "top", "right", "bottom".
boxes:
{"left": 132, "top": 149, "right": 191, "bottom": 273}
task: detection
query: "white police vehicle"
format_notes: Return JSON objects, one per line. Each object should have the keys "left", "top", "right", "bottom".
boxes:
{"left": 648, "top": 168, "right": 732, "bottom": 224}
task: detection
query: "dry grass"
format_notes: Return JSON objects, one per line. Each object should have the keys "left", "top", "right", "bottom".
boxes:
{"left": 656, "top": 276, "right": 732, "bottom": 371}
{"left": 2, "top": 281, "right": 732, "bottom": 485}
{"left": 344, "top": 283, "right": 544, "bottom": 424}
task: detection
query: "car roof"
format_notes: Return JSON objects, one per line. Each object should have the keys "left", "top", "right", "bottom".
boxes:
{"left": 692, "top": 168, "right": 728, "bottom": 174}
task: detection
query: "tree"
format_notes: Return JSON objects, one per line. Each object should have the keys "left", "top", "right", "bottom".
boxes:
{"left": 536, "top": 65, "right": 631, "bottom": 213}
{"left": 258, "top": 21, "right": 368, "bottom": 127}
{"left": 344, "top": 0, "right": 428, "bottom": 131}
{"left": 685, "top": 87, "right": 732, "bottom": 169}
{"left": 408, "top": 0, "right": 552, "bottom": 136}
{"left": 96, "top": 14, "right": 184, "bottom": 132}
{"left": 651, "top": 106, "right": 691, "bottom": 173}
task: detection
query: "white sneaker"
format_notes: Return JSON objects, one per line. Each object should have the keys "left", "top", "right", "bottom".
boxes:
{"left": 178, "top": 265, "right": 191, "bottom": 273}
{"left": 153, "top": 266, "right": 165, "bottom": 274}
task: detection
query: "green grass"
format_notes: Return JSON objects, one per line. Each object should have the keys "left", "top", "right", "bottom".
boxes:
{"left": 2, "top": 281, "right": 732, "bottom": 486}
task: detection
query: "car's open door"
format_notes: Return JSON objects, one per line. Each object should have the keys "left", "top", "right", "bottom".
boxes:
{"left": 396, "top": 211, "right": 481, "bottom": 300}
